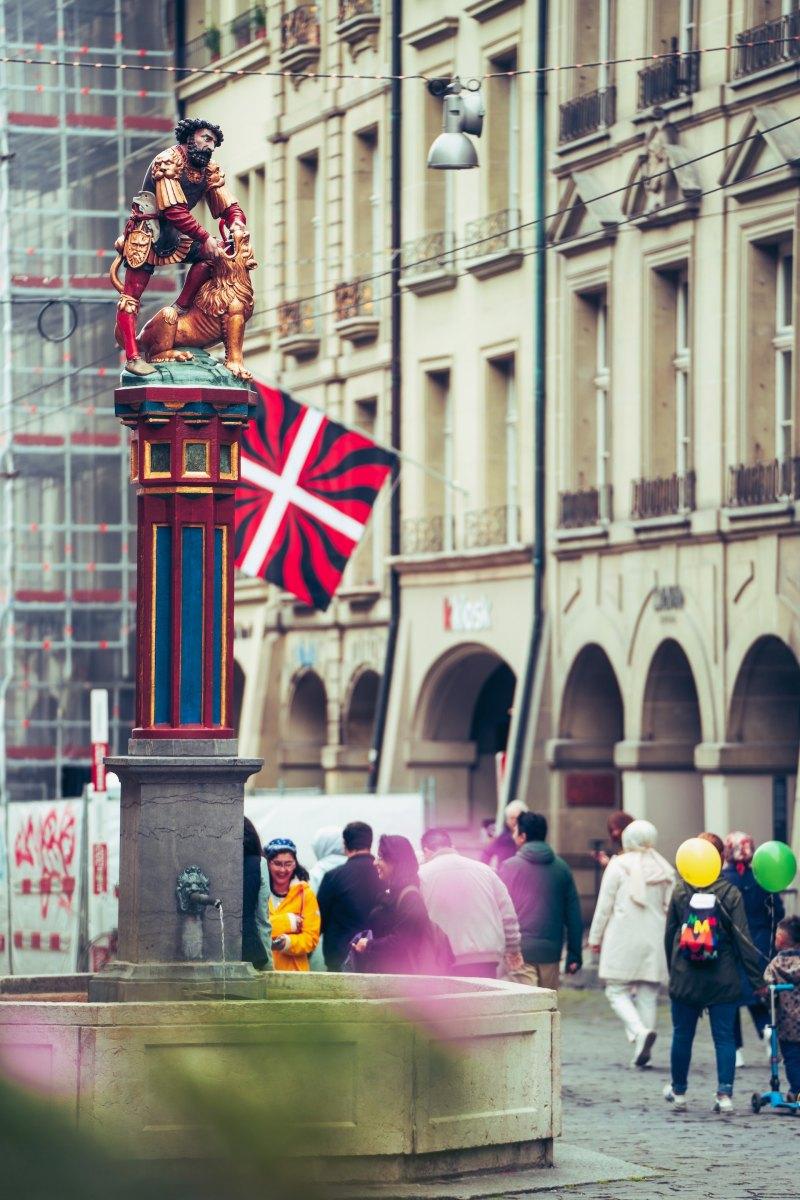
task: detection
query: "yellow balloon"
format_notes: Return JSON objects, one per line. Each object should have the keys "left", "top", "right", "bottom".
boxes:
{"left": 675, "top": 837, "right": 721, "bottom": 889}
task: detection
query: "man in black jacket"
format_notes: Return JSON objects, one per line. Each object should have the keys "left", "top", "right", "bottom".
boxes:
{"left": 316, "top": 821, "right": 384, "bottom": 970}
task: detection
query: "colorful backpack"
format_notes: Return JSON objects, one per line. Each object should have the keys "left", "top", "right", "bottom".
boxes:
{"left": 678, "top": 892, "right": 720, "bottom": 963}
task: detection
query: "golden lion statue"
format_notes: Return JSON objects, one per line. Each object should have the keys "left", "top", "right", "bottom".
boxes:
{"left": 110, "top": 228, "right": 258, "bottom": 380}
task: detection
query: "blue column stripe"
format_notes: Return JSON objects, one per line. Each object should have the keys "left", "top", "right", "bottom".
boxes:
{"left": 180, "top": 526, "right": 204, "bottom": 724}
{"left": 213, "top": 527, "right": 223, "bottom": 726}
{"left": 154, "top": 525, "right": 172, "bottom": 725}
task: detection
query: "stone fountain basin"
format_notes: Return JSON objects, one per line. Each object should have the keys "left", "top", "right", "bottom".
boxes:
{"left": 0, "top": 971, "right": 559, "bottom": 1183}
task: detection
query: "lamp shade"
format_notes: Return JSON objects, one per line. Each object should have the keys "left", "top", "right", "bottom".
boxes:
{"left": 427, "top": 131, "right": 479, "bottom": 170}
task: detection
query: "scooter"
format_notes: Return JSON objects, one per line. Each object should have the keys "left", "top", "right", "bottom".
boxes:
{"left": 751, "top": 983, "right": 800, "bottom": 1115}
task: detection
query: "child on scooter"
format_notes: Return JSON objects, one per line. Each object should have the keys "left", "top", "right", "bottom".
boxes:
{"left": 764, "top": 915, "right": 800, "bottom": 1100}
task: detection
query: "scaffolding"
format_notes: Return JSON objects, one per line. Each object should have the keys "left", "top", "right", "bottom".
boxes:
{"left": 0, "top": 0, "right": 179, "bottom": 802}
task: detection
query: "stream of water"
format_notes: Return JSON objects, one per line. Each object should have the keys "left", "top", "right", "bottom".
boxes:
{"left": 216, "top": 902, "right": 227, "bottom": 1001}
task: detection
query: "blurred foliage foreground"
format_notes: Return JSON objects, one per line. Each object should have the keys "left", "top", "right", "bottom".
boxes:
{"left": 0, "top": 1004, "right": 458, "bottom": 1200}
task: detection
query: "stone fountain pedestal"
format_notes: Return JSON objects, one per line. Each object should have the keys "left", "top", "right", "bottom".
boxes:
{"left": 88, "top": 739, "right": 263, "bottom": 1003}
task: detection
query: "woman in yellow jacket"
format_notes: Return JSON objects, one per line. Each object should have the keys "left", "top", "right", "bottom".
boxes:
{"left": 264, "top": 837, "right": 321, "bottom": 971}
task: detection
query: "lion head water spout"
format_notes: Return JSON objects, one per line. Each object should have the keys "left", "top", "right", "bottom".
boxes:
{"left": 176, "top": 866, "right": 222, "bottom": 963}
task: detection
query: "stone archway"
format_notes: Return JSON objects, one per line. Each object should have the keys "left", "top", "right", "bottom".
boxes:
{"left": 552, "top": 645, "right": 624, "bottom": 865}
{"left": 409, "top": 645, "right": 516, "bottom": 830}
{"left": 344, "top": 669, "right": 380, "bottom": 748}
{"left": 281, "top": 669, "right": 327, "bottom": 789}
{"left": 626, "top": 638, "right": 703, "bottom": 855}
{"left": 714, "top": 636, "right": 800, "bottom": 844}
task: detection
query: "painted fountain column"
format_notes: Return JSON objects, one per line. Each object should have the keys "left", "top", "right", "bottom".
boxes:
{"left": 90, "top": 358, "right": 263, "bottom": 1001}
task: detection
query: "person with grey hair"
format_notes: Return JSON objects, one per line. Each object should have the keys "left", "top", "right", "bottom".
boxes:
{"left": 481, "top": 800, "right": 527, "bottom": 871}
{"left": 588, "top": 819, "right": 675, "bottom": 1067}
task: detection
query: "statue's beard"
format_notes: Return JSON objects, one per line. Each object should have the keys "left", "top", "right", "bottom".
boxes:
{"left": 187, "top": 144, "right": 213, "bottom": 170}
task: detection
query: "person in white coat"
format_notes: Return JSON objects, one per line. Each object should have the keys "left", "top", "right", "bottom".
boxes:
{"left": 588, "top": 819, "right": 674, "bottom": 1067}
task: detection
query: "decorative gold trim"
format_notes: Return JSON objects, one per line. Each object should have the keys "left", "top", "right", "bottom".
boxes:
{"left": 182, "top": 440, "right": 210, "bottom": 478}
{"left": 143, "top": 440, "right": 172, "bottom": 479}
{"left": 219, "top": 441, "right": 239, "bottom": 480}
{"left": 130, "top": 439, "right": 139, "bottom": 481}
{"left": 117, "top": 293, "right": 141, "bottom": 315}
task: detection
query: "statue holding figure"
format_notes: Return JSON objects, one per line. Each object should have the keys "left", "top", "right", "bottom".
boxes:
{"left": 110, "top": 116, "right": 256, "bottom": 379}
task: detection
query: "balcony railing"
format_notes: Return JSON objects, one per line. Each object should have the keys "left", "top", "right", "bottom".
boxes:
{"left": 401, "top": 515, "right": 451, "bottom": 555}
{"left": 183, "top": 6, "right": 267, "bottom": 72}
{"left": 559, "top": 86, "right": 616, "bottom": 144}
{"left": 463, "top": 209, "right": 520, "bottom": 260}
{"left": 630, "top": 471, "right": 695, "bottom": 520}
{"left": 401, "top": 230, "right": 454, "bottom": 277}
{"left": 463, "top": 504, "right": 519, "bottom": 549}
{"left": 728, "top": 458, "right": 800, "bottom": 507}
{"left": 339, "top": 0, "right": 379, "bottom": 20}
{"left": 334, "top": 277, "right": 375, "bottom": 322}
{"left": 637, "top": 49, "right": 699, "bottom": 109}
{"left": 736, "top": 11, "right": 800, "bottom": 78}
{"left": 277, "top": 298, "right": 319, "bottom": 340}
{"left": 281, "top": 4, "right": 320, "bottom": 53}
{"left": 558, "top": 485, "right": 613, "bottom": 529}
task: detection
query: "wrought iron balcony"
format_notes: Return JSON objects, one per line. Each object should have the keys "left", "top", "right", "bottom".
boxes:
{"left": 334, "top": 277, "right": 379, "bottom": 343}
{"left": 559, "top": 86, "right": 616, "bottom": 144}
{"left": 183, "top": 7, "right": 267, "bottom": 72}
{"left": 277, "top": 298, "right": 320, "bottom": 358}
{"left": 401, "top": 515, "right": 451, "bottom": 555}
{"left": 558, "top": 485, "right": 613, "bottom": 529}
{"left": 637, "top": 50, "right": 699, "bottom": 109}
{"left": 463, "top": 209, "right": 521, "bottom": 261}
{"left": 728, "top": 458, "right": 800, "bottom": 507}
{"left": 736, "top": 11, "right": 800, "bottom": 78}
{"left": 401, "top": 230, "right": 455, "bottom": 278}
{"left": 463, "top": 504, "right": 520, "bottom": 549}
{"left": 281, "top": 4, "right": 321, "bottom": 67}
{"left": 630, "top": 471, "right": 695, "bottom": 520}
{"left": 339, "top": 0, "right": 379, "bottom": 22}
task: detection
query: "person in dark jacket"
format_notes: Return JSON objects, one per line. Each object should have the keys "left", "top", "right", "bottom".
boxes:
{"left": 242, "top": 817, "right": 272, "bottom": 970}
{"left": 722, "top": 830, "right": 784, "bottom": 1064}
{"left": 316, "top": 821, "right": 383, "bottom": 971}
{"left": 481, "top": 800, "right": 527, "bottom": 870}
{"left": 663, "top": 833, "right": 764, "bottom": 1114}
{"left": 499, "top": 811, "right": 583, "bottom": 989}
{"left": 352, "top": 834, "right": 444, "bottom": 975}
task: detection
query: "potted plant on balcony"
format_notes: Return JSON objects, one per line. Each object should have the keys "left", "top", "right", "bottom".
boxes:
{"left": 203, "top": 24, "right": 222, "bottom": 61}
{"left": 253, "top": 5, "right": 267, "bottom": 39}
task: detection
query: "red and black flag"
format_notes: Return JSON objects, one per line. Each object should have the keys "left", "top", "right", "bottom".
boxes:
{"left": 234, "top": 382, "right": 396, "bottom": 610}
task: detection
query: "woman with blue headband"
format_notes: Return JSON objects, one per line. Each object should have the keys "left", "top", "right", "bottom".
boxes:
{"left": 264, "top": 837, "right": 321, "bottom": 971}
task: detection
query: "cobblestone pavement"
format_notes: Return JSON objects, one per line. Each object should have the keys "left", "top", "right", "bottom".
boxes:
{"left": 541, "top": 989, "right": 799, "bottom": 1200}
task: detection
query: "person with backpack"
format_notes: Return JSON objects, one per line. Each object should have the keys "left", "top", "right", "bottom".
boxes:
{"left": 350, "top": 834, "right": 453, "bottom": 975}
{"left": 663, "top": 832, "right": 764, "bottom": 1114}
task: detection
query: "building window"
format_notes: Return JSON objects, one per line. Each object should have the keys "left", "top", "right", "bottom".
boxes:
{"left": 350, "top": 398, "right": 382, "bottom": 585}
{"left": 638, "top": 0, "right": 699, "bottom": 108}
{"left": 746, "top": 239, "right": 794, "bottom": 464}
{"left": 560, "top": 0, "right": 615, "bottom": 142}
{"left": 675, "top": 276, "right": 691, "bottom": 478}
{"left": 235, "top": 165, "right": 265, "bottom": 318}
{"left": 485, "top": 49, "right": 519, "bottom": 219}
{"left": 564, "top": 288, "right": 612, "bottom": 522}
{"left": 352, "top": 127, "right": 380, "bottom": 278}
{"left": 468, "top": 356, "right": 518, "bottom": 547}
{"left": 296, "top": 152, "right": 322, "bottom": 301}
{"left": 425, "top": 369, "right": 453, "bottom": 551}
{"left": 423, "top": 88, "right": 453, "bottom": 256}
{"left": 647, "top": 266, "right": 691, "bottom": 480}
{"left": 775, "top": 245, "right": 794, "bottom": 461}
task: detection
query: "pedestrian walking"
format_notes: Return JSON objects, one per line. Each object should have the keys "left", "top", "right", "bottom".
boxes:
{"left": 481, "top": 800, "right": 527, "bottom": 870}
{"left": 588, "top": 819, "right": 673, "bottom": 1067}
{"left": 663, "top": 832, "right": 764, "bottom": 1114}
{"left": 242, "top": 817, "right": 272, "bottom": 971}
{"left": 499, "top": 811, "right": 583, "bottom": 989}
{"left": 316, "top": 821, "right": 383, "bottom": 972}
{"left": 265, "top": 837, "right": 321, "bottom": 972}
{"left": 592, "top": 810, "right": 635, "bottom": 871}
{"left": 419, "top": 827, "right": 523, "bottom": 978}
{"left": 721, "top": 830, "right": 784, "bottom": 1065}
{"left": 351, "top": 834, "right": 452, "bottom": 975}
{"left": 763, "top": 915, "right": 800, "bottom": 1100}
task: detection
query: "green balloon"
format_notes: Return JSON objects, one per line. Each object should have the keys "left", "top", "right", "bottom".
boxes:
{"left": 752, "top": 841, "right": 797, "bottom": 894}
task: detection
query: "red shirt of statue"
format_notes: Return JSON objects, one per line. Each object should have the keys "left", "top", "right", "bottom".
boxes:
{"left": 112, "top": 117, "right": 246, "bottom": 376}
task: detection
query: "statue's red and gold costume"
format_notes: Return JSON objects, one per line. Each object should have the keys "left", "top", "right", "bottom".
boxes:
{"left": 114, "top": 129, "right": 246, "bottom": 373}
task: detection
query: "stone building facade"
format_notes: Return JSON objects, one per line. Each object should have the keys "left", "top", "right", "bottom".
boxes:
{"left": 545, "top": 0, "right": 800, "bottom": 905}
{"left": 177, "top": 0, "right": 393, "bottom": 792}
